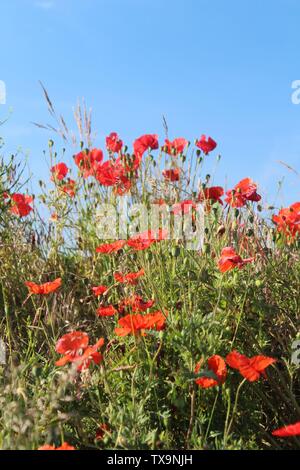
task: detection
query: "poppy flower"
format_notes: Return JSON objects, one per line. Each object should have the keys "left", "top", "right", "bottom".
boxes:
{"left": 198, "top": 186, "right": 224, "bottom": 205}
{"left": 74, "top": 148, "right": 103, "bottom": 178}
{"left": 96, "top": 240, "right": 126, "bottom": 254}
{"left": 96, "top": 424, "right": 111, "bottom": 440}
{"left": 171, "top": 200, "right": 196, "bottom": 215}
{"left": 133, "top": 134, "right": 159, "bottom": 161}
{"left": 50, "top": 162, "right": 69, "bottom": 181}
{"left": 196, "top": 135, "right": 217, "bottom": 154}
{"left": 106, "top": 132, "right": 123, "bottom": 153}
{"left": 272, "top": 421, "right": 300, "bottom": 437}
{"left": 143, "top": 310, "right": 167, "bottom": 331}
{"left": 162, "top": 168, "right": 180, "bottom": 182}
{"left": 114, "top": 269, "right": 145, "bottom": 285}
{"left": 96, "top": 160, "right": 122, "bottom": 186}
{"left": 61, "top": 179, "right": 76, "bottom": 197}
{"left": 55, "top": 332, "right": 104, "bottom": 371}
{"left": 25, "top": 278, "right": 62, "bottom": 295}
{"left": 96, "top": 305, "right": 118, "bottom": 317}
{"left": 195, "top": 355, "right": 227, "bottom": 388}
{"left": 126, "top": 229, "right": 167, "bottom": 251}
{"left": 38, "top": 442, "right": 75, "bottom": 450}
{"left": 92, "top": 285, "right": 108, "bottom": 296}
{"left": 226, "top": 350, "right": 276, "bottom": 382}
{"left": 119, "top": 295, "right": 155, "bottom": 313}
{"left": 225, "top": 178, "right": 261, "bottom": 208}
{"left": 9, "top": 193, "right": 34, "bottom": 217}
{"left": 217, "top": 247, "right": 254, "bottom": 273}
{"left": 164, "top": 138, "right": 188, "bottom": 156}
{"left": 272, "top": 202, "right": 300, "bottom": 240}
{"left": 115, "top": 313, "right": 147, "bottom": 337}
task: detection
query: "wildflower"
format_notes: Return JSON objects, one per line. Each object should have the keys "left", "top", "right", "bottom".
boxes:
{"left": 143, "top": 310, "right": 167, "bottom": 331}
{"left": 171, "top": 200, "right": 196, "bottom": 215}
{"left": 195, "top": 355, "right": 227, "bottom": 388}
{"left": 196, "top": 135, "right": 217, "bottom": 154}
{"left": 61, "top": 179, "right": 76, "bottom": 197}
{"left": 96, "top": 424, "right": 111, "bottom": 440}
{"left": 96, "top": 240, "right": 126, "bottom": 254}
{"left": 114, "top": 269, "right": 145, "bottom": 285}
{"left": 25, "top": 278, "right": 62, "bottom": 295}
{"left": 272, "top": 202, "right": 300, "bottom": 240}
{"left": 226, "top": 350, "right": 276, "bottom": 382}
{"left": 9, "top": 193, "right": 33, "bottom": 217}
{"left": 162, "top": 168, "right": 180, "bottom": 182}
{"left": 127, "top": 229, "right": 167, "bottom": 251}
{"left": 115, "top": 313, "right": 147, "bottom": 336}
{"left": 74, "top": 148, "right": 103, "bottom": 178}
{"left": 164, "top": 138, "right": 188, "bottom": 156}
{"left": 133, "top": 134, "right": 159, "bottom": 161}
{"left": 92, "top": 285, "right": 108, "bottom": 296}
{"left": 106, "top": 132, "right": 123, "bottom": 153}
{"left": 96, "top": 305, "right": 118, "bottom": 317}
{"left": 272, "top": 421, "right": 300, "bottom": 437}
{"left": 50, "top": 162, "right": 69, "bottom": 181}
{"left": 55, "top": 331, "right": 104, "bottom": 371}
{"left": 217, "top": 247, "right": 254, "bottom": 273}
{"left": 118, "top": 295, "right": 155, "bottom": 313}
{"left": 225, "top": 178, "right": 261, "bottom": 207}
{"left": 38, "top": 442, "right": 75, "bottom": 450}
{"left": 198, "top": 186, "right": 224, "bottom": 205}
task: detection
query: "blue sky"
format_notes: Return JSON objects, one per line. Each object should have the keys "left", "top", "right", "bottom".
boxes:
{"left": 1, "top": 0, "right": 300, "bottom": 206}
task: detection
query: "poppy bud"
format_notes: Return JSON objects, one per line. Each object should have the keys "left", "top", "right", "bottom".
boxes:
{"left": 217, "top": 225, "right": 225, "bottom": 237}
{"left": 48, "top": 139, "right": 54, "bottom": 148}
{"left": 247, "top": 229, "right": 254, "bottom": 236}
{"left": 171, "top": 246, "right": 181, "bottom": 257}
{"left": 249, "top": 215, "right": 254, "bottom": 223}
{"left": 257, "top": 204, "right": 262, "bottom": 212}
{"left": 203, "top": 243, "right": 210, "bottom": 254}
{"left": 196, "top": 149, "right": 201, "bottom": 157}
{"left": 205, "top": 174, "right": 211, "bottom": 182}
{"left": 182, "top": 155, "right": 186, "bottom": 163}
{"left": 234, "top": 209, "right": 239, "bottom": 218}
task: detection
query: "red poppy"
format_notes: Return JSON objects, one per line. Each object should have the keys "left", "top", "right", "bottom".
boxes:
{"left": 164, "top": 138, "right": 188, "bottom": 156}
{"left": 38, "top": 442, "right": 75, "bottom": 450}
{"left": 9, "top": 193, "right": 34, "bottom": 217}
{"left": 126, "top": 229, "right": 167, "bottom": 251}
{"left": 96, "top": 424, "right": 111, "bottom": 440}
{"left": 115, "top": 313, "right": 147, "bottom": 337}
{"left": 92, "top": 285, "right": 108, "bottom": 296}
{"left": 162, "top": 168, "right": 180, "bottom": 182}
{"left": 133, "top": 134, "right": 159, "bottom": 161}
{"left": 50, "top": 162, "right": 69, "bottom": 181}
{"left": 196, "top": 135, "right": 217, "bottom": 154}
{"left": 272, "top": 421, "right": 300, "bottom": 437}
{"left": 225, "top": 178, "right": 261, "bottom": 208}
{"left": 55, "top": 332, "right": 104, "bottom": 371}
{"left": 198, "top": 186, "right": 224, "bottom": 205}
{"left": 272, "top": 202, "right": 300, "bottom": 240}
{"left": 195, "top": 355, "right": 227, "bottom": 388}
{"left": 226, "top": 350, "right": 276, "bottom": 382}
{"left": 217, "top": 247, "right": 254, "bottom": 273}
{"left": 143, "top": 310, "right": 167, "bottom": 331}
{"left": 171, "top": 200, "right": 196, "bottom": 215}
{"left": 25, "top": 278, "right": 62, "bottom": 295}
{"left": 106, "top": 132, "right": 123, "bottom": 153}
{"left": 74, "top": 148, "right": 103, "bottom": 178}
{"left": 96, "top": 240, "right": 126, "bottom": 254}
{"left": 61, "top": 179, "right": 76, "bottom": 197}
{"left": 114, "top": 269, "right": 145, "bottom": 285}
{"left": 119, "top": 295, "right": 155, "bottom": 313}
{"left": 96, "top": 305, "right": 118, "bottom": 317}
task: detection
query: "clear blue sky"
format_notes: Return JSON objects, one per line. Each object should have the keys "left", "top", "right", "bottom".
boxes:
{"left": 1, "top": 0, "right": 300, "bottom": 206}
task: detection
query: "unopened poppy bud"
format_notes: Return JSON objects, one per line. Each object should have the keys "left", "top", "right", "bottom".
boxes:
{"left": 48, "top": 139, "right": 54, "bottom": 148}
{"left": 172, "top": 246, "right": 181, "bottom": 257}
{"left": 80, "top": 141, "right": 84, "bottom": 149}
{"left": 249, "top": 215, "right": 254, "bottom": 223}
{"left": 205, "top": 174, "right": 211, "bottom": 182}
{"left": 217, "top": 154, "right": 221, "bottom": 161}
{"left": 257, "top": 204, "right": 262, "bottom": 212}
{"left": 217, "top": 225, "right": 225, "bottom": 237}
{"left": 247, "top": 229, "right": 254, "bottom": 236}
{"left": 203, "top": 243, "right": 210, "bottom": 254}
{"left": 182, "top": 155, "right": 186, "bottom": 163}
{"left": 234, "top": 209, "right": 239, "bottom": 218}
{"left": 196, "top": 149, "right": 201, "bottom": 157}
